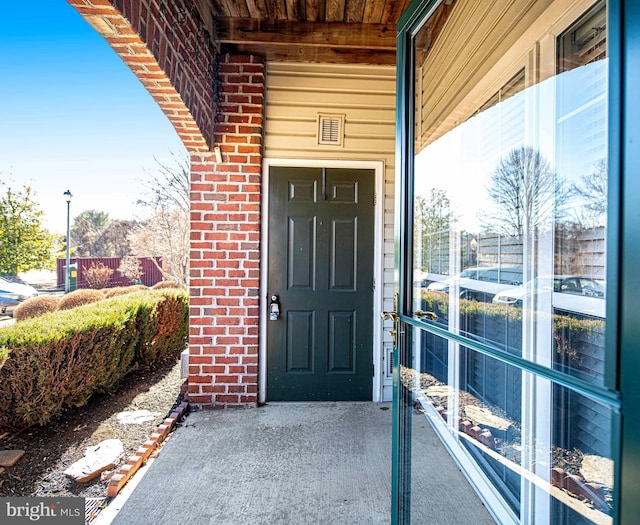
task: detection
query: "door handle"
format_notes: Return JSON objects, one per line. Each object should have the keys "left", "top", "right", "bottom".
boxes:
{"left": 381, "top": 311, "right": 399, "bottom": 347}
{"left": 414, "top": 309, "right": 438, "bottom": 321}
{"left": 381, "top": 311, "right": 399, "bottom": 322}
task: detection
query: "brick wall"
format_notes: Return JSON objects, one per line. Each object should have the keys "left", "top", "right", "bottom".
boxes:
{"left": 188, "top": 55, "right": 265, "bottom": 408}
{"left": 68, "top": 1, "right": 266, "bottom": 407}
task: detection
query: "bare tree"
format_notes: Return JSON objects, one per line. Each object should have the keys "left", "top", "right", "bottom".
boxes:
{"left": 132, "top": 151, "right": 190, "bottom": 286}
{"left": 414, "top": 189, "right": 456, "bottom": 272}
{"left": 129, "top": 208, "right": 189, "bottom": 286}
{"left": 118, "top": 255, "right": 144, "bottom": 284}
{"left": 137, "top": 151, "right": 190, "bottom": 215}
{"left": 571, "top": 159, "right": 607, "bottom": 227}
{"left": 480, "top": 146, "right": 570, "bottom": 236}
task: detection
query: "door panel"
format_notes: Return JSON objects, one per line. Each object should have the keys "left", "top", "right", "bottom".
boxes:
{"left": 331, "top": 218, "right": 356, "bottom": 290}
{"left": 268, "top": 166, "right": 375, "bottom": 401}
{"left": 328, "top": 311, "right": 356, "bottom": 372}
{"left": 288, "top": 216, "right": 316, "bottom": 289}
{"left": 286, "top": 311, "right": 314, "bottom": 372}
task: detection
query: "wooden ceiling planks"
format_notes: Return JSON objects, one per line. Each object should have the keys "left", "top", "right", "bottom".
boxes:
{"left": 216, "top": 18, "right": 396, "bottom": 48}
{"left": 197, "top": 0, "right": 405, "bottom": 64}
{"left": 345, "top": 0, "right": 366, "bottom": 23}
{"left": 306, "top": 0, "right": 325, "bottom": 22}
{"left": 325, "top": 0, "right": 347, "bottom": 22}
{"left": 285, "top": 0, "right": 307, "bottom": 20}
{"left": 362, "top": 0, "right": 386, "bottom": 24}
{"left": 266, "top": 0, "right": 289, "bottom": 19}
{"left": 245, "top": 0, "right": 271, "bottom": 19}
{"left": 222, "top": 41, "right": 396, "bottom": 64}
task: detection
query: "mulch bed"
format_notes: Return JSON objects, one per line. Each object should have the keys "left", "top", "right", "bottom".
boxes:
{"left": 0, "top": 359, "right": 183, "bottom": 498}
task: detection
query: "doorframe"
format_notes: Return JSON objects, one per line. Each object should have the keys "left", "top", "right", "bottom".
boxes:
{"left": 259, "top": 158, "right": 386, "bottom": 403}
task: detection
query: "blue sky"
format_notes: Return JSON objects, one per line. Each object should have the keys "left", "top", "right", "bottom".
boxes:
{"left": 0, "top": 1, "right": 185, "bottom": 233}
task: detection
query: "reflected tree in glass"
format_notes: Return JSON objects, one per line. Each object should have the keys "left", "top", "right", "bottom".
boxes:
{"left": 571, "top": 159, "right": 607, "bottom": 228}
{"left": 415, "top": 188, "right": 456, "bottom": 274}
{"left": 480, "top": 146, "right": 570, "bottom": 237}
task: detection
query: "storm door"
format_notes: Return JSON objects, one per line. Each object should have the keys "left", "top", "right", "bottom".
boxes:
{"left": 394, "top": 0, "right": 622, "bottom": 524}
{"left": 267, "top": 166, "right": 375, "bottom": 401}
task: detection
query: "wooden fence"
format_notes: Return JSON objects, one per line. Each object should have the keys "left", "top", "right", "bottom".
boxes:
{"left": 56, "top": 257, "right": 164, "bottom": 289}
{"left": 419, "top": 226, "right": 606, "bottom": 280}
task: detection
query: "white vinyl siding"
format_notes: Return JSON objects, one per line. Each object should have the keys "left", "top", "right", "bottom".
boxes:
{"left": 263, "top": 62, "right": 397, "bottom": 401}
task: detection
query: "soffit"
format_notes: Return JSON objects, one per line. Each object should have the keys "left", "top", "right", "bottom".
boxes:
{"left": 194, "top": 0, "right": 413, "bottom": 65}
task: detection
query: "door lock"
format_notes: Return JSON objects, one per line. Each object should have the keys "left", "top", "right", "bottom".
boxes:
{"left": 381, "top": 311, "right": 399, "bottom": 322}
{"left": 269, "top": 294, "right": 281, "bottom": 321}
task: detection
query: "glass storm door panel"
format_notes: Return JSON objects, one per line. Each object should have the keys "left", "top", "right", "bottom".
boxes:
{"left": 394, "top": 0, "right": 620, "bottom": 524}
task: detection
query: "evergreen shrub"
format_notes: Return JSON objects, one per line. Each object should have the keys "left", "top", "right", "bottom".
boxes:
{"left": 0, "top": 289, "right": 189, "bottom": 430}
{"left": 104, "top": 285, "right": 148, "bottom": 298}
{"left": 151, "top": 281, "right": 181, "bottom": 290}
{"left": 13, "top": 295, "right": 61, "bottom": 321}
{"left": 58, "top": 289, "right": 105, "bottom": 310}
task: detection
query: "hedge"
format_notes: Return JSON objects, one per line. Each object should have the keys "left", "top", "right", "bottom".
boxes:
{"left": 0, "top": 289, "right": 189, "bottom": 430}
{"left": 420, "top": 290, "right": 605, "bottom": 332}
{"left": 58, "top": 288, "right": 105, "bottom": 310}
{"left": 420, "top": 289, "right": 606, "bottom": 367}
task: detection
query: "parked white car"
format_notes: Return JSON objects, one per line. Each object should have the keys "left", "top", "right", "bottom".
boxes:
{"left": 493, "top": 275, "right": 606, "bottom": 318}
{"left": 426, "top": 266, "right": 523, "bottom": 301}
{"left": 0, "top": 276, "right": 39, "bottom": 317}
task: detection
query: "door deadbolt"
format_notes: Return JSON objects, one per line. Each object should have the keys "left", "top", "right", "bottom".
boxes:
{"left": 269, "top": 294, "right": 281, "bottom": 321}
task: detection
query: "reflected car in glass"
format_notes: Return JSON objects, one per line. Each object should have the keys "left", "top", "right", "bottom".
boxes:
{"left": 493, "top": 275, "right": 606, "bottom": 317}
{"left": 0, "top": 277, "right": 39, "bottom": 317}
{"left": 425, "top": 266, "right": 523, "bottom": 301}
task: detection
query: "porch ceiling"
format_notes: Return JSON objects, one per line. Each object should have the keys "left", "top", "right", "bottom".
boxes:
{"left": 194, "top": 0, "right": 411, "bottom": 65}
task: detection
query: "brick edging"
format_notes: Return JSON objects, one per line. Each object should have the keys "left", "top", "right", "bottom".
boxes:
{"left": 106, "top": 399, "right": 190, "bottom": 497}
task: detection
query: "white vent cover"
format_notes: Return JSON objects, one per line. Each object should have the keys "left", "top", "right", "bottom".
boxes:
{"left": 317, "top": 114, "right": 345, "bottom": 146}
{"left": 384, "top": 345, "right": 394, "bottom": 379}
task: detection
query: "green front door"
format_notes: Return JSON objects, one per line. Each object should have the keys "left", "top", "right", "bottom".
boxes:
{"left": 267, "top": 166, "right": 375, "bottom": 401}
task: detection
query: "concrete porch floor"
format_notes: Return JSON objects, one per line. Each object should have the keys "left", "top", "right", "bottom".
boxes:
{"left": 103, "top": 402, "right": 496, "bottom": 524}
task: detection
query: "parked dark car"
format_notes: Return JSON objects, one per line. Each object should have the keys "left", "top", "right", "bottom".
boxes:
{"left": 0, "top": 276, "right": 39, "bottom": 317}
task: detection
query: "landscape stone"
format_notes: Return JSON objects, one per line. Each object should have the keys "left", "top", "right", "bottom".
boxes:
{"left": 0, "top": 449, "right": 25, "bottom": 467}
{"left": 464, "top": 405, "right": 511, "bottom": 431}
{"left": 426, "top": 385, "right": 455, "bottom": 397}
{"left": 63, "top": 439, "right": 124, "bottom": 483}
{"left": 580, "top": 454, "right": 614, "bottom": 488}
{"left": 116, "top": 410, "right": 161, "bottom": 425}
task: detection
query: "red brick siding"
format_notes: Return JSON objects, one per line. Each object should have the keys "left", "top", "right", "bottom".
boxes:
{"left": 69, "top": 2, "right": 266, "bottom": 408}
{"left": 188, "top": 55, "right": 265, "bottom": 408}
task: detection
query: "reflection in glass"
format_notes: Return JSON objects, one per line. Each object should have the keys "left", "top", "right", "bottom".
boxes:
{"left": 408, "top": 330, "right": 614, "bottom": 524}
{"left": 411, "top": 0, "right": 608, "bottom": 383}
{"left": 406, "top": 1, "right": 612, "bottom": 523}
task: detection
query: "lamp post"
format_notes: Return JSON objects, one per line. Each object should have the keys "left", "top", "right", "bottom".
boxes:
{"left": 64, "top": 190, "right": 72, "bottom": 293}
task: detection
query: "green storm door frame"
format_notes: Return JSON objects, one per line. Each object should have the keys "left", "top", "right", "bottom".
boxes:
{"left": 266, "top": 166, "right": 376, "bottom": 401}
{"left": 391, "top": 0, "right": 640, "bottom": 523}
